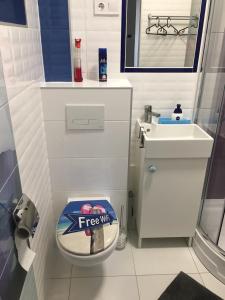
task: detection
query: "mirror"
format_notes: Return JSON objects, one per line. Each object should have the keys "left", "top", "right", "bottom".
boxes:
{"left": 121, "top": 0, "right": 207, "bottom": 72}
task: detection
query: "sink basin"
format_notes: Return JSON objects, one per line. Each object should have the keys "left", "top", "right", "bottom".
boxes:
{"left": 137, "top": 119, "right": 214, "bottom": 158}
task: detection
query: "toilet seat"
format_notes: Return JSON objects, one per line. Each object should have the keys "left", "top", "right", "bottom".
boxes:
{"left": 56, "top": 199, "right": 119, "bottom": 257}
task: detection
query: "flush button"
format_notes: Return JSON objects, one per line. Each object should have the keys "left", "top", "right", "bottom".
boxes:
{"left": 66, "top": 104, "right": 104, "bottom": 130}
{"left": 73, "top": 119, "right": 89, "bottom": 125}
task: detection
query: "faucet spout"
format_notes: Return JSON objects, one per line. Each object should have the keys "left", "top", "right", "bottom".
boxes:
{"left": 144, "top": 105, "right": 160, "bottom": 123}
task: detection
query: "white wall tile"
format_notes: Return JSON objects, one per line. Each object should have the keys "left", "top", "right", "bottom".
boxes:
{"left": 9, "top": 82, "right": 53, "bottom": 300}
{"left": 49, "top": 157, "right": 128, "bottom": 190}
{"left": 68, "top": 0, "right": 200, "bottom": 166}
{"left": 69, "top": 0, "right": 87, "bottom": 31}
{"left": 42, "top": 88, "right": 132, "bottom": 121}
{"left": 0, "top": 2, "right": 52, "bottom": 299}
{"left": 85, "top": 0, "right": 121, "bottom": 32}
{"left": 42, "top": 85, "right": 131, "bottom": 229}
{"left": 45, "top": 121, "right": 130, "bottom": 158}
{"left": 86, "top": 31, "right": 121, "bottom": 76}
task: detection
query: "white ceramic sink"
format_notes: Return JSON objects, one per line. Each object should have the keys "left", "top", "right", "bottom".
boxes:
{"left": 137, "top": 119, "right": 214, "bottom": 158}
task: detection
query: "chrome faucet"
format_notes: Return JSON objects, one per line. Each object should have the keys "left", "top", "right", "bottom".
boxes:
{"left": 144, "top": 105, "right": 161, "bottom": 123}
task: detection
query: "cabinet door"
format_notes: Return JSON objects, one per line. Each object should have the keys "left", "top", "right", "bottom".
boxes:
{"left": 139, "top": 158, "right": 207, "bottom": 238}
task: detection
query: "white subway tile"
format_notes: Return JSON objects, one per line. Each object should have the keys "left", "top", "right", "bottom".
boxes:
{"left": 45, "top": 121, "right": 130, "bottom": 158}
{"left": 85, "top": 0, "right": 121, "bottom": 32}
{"left": 49, "top": 157, "right": 128, "bottom": 190}
{"left": 42, "top": 88, "right": 132, "bottom": 121}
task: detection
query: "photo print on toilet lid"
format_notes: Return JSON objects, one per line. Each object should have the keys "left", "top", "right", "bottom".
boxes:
{"left": 56, "top": 200, "right": 119, "bottom": 256}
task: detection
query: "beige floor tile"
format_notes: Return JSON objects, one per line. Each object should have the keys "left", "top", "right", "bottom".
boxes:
{"left": 47, "top": 247, "right": 72, "bottom": 278}
{"left": 72, "top": 243, "right": 135, "bottom": 277}
{"left": 189, "top": 247, "right": 209, "bottom": 273}
{"left": 69, "top": 276, "right": 139, "bottom": 300}
{"left": 201, "top": 273, "right": 225, "bottom": 299}
{"left": 47, "top": 279, "right": 70, "bottom": 300}
{"left": 131, "top": 237, "right": 198, "bottom": 275}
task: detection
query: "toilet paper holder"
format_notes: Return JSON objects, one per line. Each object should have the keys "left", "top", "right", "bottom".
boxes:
{"left": 13, "top": 194, "right": 39, "bottom": 240}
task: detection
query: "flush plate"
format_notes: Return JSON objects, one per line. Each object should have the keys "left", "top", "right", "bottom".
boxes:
{"left": 66, "top": 104, "right": 104, "bottom": 130}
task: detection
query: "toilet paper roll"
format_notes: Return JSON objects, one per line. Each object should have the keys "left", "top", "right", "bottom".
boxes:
{"left": 15, "top": 232, "right": 36, "bottom": 272}
{"left": 13, "top": 194, "right": 39, "bottom": 271}
{"left": 16, "top": 199, "right": 38, "bottom": 239}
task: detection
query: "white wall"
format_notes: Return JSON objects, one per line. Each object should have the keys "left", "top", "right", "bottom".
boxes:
{"left": 68, "top": 0, "right": 200, "bottom": 166}
{"left": 139, "top": 0, "right": 192, "bottom": 67}
{"left": 0, "top": 1, "right": 54, "bottom": 299}
{"left": 41, "top": 82, "right": 132, "bottom": 228}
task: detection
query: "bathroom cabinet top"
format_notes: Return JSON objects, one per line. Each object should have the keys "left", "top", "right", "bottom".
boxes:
{"left": 40, "top": 78, "right": 132, "bottom": 89}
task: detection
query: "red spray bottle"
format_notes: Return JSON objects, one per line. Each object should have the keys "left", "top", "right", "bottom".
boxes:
{"left": 74, "top": 39, "right": 83, "bottom": 82}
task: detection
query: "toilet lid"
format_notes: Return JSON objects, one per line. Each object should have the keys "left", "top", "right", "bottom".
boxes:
{"left": 56, "top": 200, "right": 119, "bottom": 256}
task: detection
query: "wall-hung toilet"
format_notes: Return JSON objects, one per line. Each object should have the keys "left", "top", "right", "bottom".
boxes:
{"left": 56, "top": 197, "right": 119, "bottom": 267}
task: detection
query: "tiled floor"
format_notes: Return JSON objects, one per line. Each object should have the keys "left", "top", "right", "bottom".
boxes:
{"left": 47, "top": 232, "right": 225, "bottom": 300}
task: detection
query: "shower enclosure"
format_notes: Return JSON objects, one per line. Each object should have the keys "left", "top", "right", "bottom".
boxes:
{"left": 194, "top": 0, "right": 225, "bottom": 284}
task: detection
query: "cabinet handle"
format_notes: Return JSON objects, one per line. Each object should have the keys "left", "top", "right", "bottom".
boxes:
{"left": 148, "top": 165, "right": 157, "bottom": 173}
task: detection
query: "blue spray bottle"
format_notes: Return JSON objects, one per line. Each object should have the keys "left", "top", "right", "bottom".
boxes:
{"left": 99, "top": 48, "right": 107, "bottom": 82}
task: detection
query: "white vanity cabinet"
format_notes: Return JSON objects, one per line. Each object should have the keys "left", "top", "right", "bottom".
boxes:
{"left": 134, "top": 120, "right": 214, "bottom": 247}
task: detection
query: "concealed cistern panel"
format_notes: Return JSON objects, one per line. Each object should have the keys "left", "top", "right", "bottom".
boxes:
{"left": 66, "top": 104, "right": 104, "bottom": 130}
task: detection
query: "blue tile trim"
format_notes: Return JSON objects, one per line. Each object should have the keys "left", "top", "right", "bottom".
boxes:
{"left": 41, "top": 29, "right": 72, "bottom": 82}
{"left": 38, "top": 0, "right": 72, "bottom": 81}
{"left": 0, "top": 0, "right": 27, "bottom": 25}
{"left": 38, "top": 0, "right": 70, "bottom": 29}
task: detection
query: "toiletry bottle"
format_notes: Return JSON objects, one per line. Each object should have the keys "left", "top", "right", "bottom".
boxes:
{"left": 99, "top": 48, "right": 107, "bottom": 82}
{"left": 172, "top": 104, "right": 183, "bottom": 121}
{"left": 74, "top": 39, "right": 83, "bottom": 82}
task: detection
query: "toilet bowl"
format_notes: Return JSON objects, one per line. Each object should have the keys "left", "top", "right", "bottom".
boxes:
{"left": 56, "top": 197, "right": 119, "bottom": 267}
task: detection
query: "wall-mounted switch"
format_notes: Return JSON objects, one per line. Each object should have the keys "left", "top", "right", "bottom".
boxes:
{"left": 66, "top": 104, "right": 104, "bottom": 130}
{"left": 94, "top": 0, "right": 119, "bottom": 16}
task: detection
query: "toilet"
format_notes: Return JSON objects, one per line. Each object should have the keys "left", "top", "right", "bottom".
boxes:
{"left": 56, "top": 197, "right": 119, "bottom": 267}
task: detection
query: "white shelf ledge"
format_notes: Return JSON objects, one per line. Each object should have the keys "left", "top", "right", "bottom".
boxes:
{"left": 40, "top": 78, "right": 132, "bottom": 89}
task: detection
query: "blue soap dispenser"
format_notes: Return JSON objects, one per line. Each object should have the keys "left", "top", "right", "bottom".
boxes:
{"left": 172, "top": 104, "right": 183, "bottom": 121}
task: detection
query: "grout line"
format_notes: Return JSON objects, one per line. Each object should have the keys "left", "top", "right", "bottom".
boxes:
{"left": 0, "top": 247, "right": 14, "bottom": 281}
{"left": 135, "top": 275, "right": 141, "bottom": 300}
{"left": 70, "top": 264, "right": 73, "bottom": 278}
{"left": 136, "top": 273, "right": 202, "bottom": 277}
{"left": 199, "top": 272, "right": 206, "bottom": 287}
{"left": 0, "top": 164, "right": 18, "bottom": 194}
{"left": 48, "top": 275, "right": 72, "bottom": 279}
{"left": 188, "top": 246, "right": 208, "bottom": 275}
{"left": 188, "top": 246, "right": 201, "bottom": 273}
{"left": 68, "top": 277, "right": 72, "bottom": 300}
{"left": 66, "top": 272, "right": 205, "bottom": 279}
{"left": 49, "top": 156, "right": 129, "bottom": 160}
{"left": 70, "top": 274, "right": 137, "bottom": 279}
{"left": 129, "top": 232, "right": 141, "bottom": 300}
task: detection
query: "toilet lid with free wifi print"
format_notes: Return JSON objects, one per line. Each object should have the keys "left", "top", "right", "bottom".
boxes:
{"left": 56, "top": 199, "right": 119, "bottom": 256}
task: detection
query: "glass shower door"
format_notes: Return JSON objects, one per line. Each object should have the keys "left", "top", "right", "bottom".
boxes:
{"left": 196, "top": 0, "right": 225, "bottom": 251}
{"left": 199, "top": 87, "right": 225, "bottom": 249}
